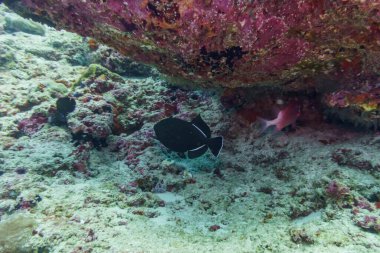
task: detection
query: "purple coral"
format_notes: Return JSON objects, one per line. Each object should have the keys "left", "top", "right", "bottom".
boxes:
{"left": 354, "top": 197, "right": 374, "bottom": 211}
{"left": 356, "top": 215, "right": 380, "bottom": 233}
{"left": 326, "top": 180, "right": 350, "bottom": 200}
{"left": 17, "top": 114, "right": 48, "bottom": 136}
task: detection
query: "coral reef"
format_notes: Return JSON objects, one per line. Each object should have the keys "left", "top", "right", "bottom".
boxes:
{"left": 289, "top": 228, "right": 314, "bottom": 244}
{"left": 331, "top": 148, "right": 380, "bottom": 172}
{"left": 4, "top": 0, "right": 380, "bottom": 89}
{"left": 68, "top": 97, "right": 114, "bottom": 144}
{"left": 91, "top": 46, "right": 157, "bottom": 77}
{"left": 0, "top": 45, "right": 15, "bottom": 70}
{"left": 355, "top": 215, "right": 380, "bottom": 233}
{"left": 324, "top": 83, "right": 380, "bottom": 130}
{"left": 1, "top": 4, "right": 380, "bottom": 253}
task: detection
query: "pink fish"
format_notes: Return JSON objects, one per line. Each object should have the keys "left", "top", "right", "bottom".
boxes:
{"left": 260, "top": 102, "right": 301, "bottom": 132}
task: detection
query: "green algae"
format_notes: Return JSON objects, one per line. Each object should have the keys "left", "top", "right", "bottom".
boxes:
{"left": 72, "top": 64, "right": 124, "bottom": 89}
{"left": 0, "top": 45, "right": 16, "bottom": 70}
{"left": 0, "top": 213, "right": 37, "bottom": 253}
{"left": 4, "top": 13, "right": 45, "bottom": 36}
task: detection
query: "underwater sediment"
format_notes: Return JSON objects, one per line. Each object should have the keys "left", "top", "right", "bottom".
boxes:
{"left": 0, "top": 2, "right": 380, "bottom": 253}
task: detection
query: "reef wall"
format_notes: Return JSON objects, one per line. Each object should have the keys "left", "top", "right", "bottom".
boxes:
{"left": 3, "top": 0, "right": 380, "bottom": 89}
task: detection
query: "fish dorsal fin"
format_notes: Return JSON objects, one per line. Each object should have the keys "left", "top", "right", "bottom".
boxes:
{"left": 191, "top": 115, "right": 211, "bottom": 138}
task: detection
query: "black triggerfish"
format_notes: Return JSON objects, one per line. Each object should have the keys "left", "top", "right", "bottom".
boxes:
{"left": 50, "top": 97, "right": 76, "bottom": 126}
{"left": 154, "top": 115, "right": 223, "bottom": 159}
{"left": 57, "top": 97, "right": 76, "bottom": 115}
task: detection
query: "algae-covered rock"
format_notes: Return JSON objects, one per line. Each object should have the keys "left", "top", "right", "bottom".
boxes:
{"left": 73, "top": 64, "right": 124, "bottom": 88}
{"left": 323, "top": 84, "right": 380, "bottom": 130}
{"left": 0, "top": 44, "right": 15, "bottom": 69}
{"left": 68, "top": 98, "right": 114, "bottom": 141}
{"left": 91, "top": 46, "right": 156, "bottom": 77}
{"left": 0, "top": 213, "right": 37, "bottom": 253}
{"left": 25, "top": 47, "right": 61, "bottom": 61}
{"left": 4, "top": 13, "right": 45, "bottom": 36}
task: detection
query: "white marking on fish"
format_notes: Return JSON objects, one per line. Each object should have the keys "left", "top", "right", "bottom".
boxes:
{"left": 189, "top": 144, "right": 206, "bottom": 152}
{"left": 215, "top": 137, "right": 223, "bottom": 158}
{"left": 192, "top": 124, "right": 207, "bottom": 138}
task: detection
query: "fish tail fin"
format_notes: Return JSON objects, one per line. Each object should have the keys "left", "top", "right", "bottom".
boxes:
{"left": 257, "top": 117, "right": 271, "bottom": 134}
{"left": 206, "top": 136, "right": 223, "bottom": 157}
{"left": 257, "top": 116, "right": 279, "bottom": 134}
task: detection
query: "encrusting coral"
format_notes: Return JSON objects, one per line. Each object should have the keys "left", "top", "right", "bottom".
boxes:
{"left": 4, "top": 0, "right": 380, "bottom": 90}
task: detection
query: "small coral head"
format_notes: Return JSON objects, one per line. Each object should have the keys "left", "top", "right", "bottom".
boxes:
{"left": 326, "top": 181, "right": 350, "bottom": 199}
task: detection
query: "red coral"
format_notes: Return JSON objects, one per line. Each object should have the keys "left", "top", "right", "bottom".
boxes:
{"left": 109, "top": 132, "right": 153, "bottom": 169}
{"left": 17, "top": 114, "right": 47, "bottom": 136}
{"left": 208, "top": 225, "right": 221, "bottom": 232}
{"left": 326, "top": 180, "right": 350, "bottom": 200}
{"left": 70, "top": 144, "right": 91, "bottom": 175}
{"left": 354, "top": 197, "right": 374, "bottom": 211}
{"left": 356, "top": 215, "right": 380, "bottom": 233}
{"left": 153, "top": 102, "right": 178, "bottom": 117}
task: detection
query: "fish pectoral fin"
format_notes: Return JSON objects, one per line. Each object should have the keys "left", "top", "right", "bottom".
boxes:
{"left": 188, "top": 145, "right": 208, "bottom": 159}
{"left": 191, "top": 115, "right": 211, "bottom": 138}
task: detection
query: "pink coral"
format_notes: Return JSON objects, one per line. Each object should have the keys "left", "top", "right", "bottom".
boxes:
{"left": 6, "top": 0, "right": 380, "bottom": 89}
{"left": 17, "top": 114, "right": 48, "bottom": 136}
{"left": 326, "top": 180, "right": 350, "bottom": 200}
{"left": 356, "top": 215, "right": 380, "bottom": 233}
